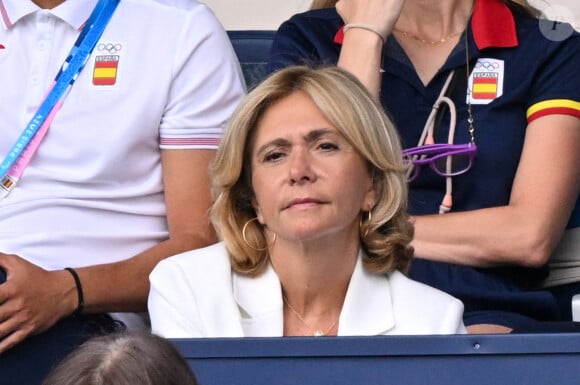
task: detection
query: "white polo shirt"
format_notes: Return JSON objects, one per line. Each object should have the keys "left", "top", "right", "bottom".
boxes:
{"left": 0, "top": 0, "right": 245, "bottom": 269}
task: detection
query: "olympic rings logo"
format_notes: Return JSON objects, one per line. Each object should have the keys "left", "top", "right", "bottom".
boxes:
{"left": 97, "top": 43, "right": 122, "bottom": 54}
{"left": 475, "top": 60, "right": 500, "bottom": 70}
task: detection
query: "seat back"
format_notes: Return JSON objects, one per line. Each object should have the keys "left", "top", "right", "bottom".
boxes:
{"left": 173, "top": 334, "right": 580, "bottom": 385}
{"left": 227, "top": 30, "right": 276, "bottom": 89}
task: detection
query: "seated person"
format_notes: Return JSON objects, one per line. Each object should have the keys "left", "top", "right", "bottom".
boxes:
{"left": 267, "top": 0, "right": 580, "bottom": 332}
{"left": 42, "top": 331, "right": 198, "bottom": 385}
{"left": 148, "top": 66, "right": 466, "bottom": 337}
{"left": 0, "top": 0, "right": 244, "bottom": 382}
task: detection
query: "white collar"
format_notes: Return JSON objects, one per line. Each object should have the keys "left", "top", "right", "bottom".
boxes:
{"left": 1, "top": 0, "right": 98, "bottom": 30}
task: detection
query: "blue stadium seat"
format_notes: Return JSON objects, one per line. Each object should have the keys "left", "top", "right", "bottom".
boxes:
{"left": 227, "top": 30, "right": 275, "bottom": 89}
{"left": 173, "top": 334, "right": 580, "bottom": 385}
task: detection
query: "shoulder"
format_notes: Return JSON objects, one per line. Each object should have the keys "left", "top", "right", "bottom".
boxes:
{"left": 286, "top": 8, "right": 343, "bottom": 23}
{"left": 388, "top": 270, "right": 462, "bottom": 305}
{"left": 119, "top": 0, "right": 224, "bottom": 33}
{"left": 510, "top": 13, "right": 580, "bottom": 102}
{"left": 278, "top": 8, "right": 343, "bottom": 35}
{"left": 270, "top": 8, "right": 343, "bottom": 70}
{"left": 121, "top": 0, "right": 211, "bottom": 15}
{"left": 150, "top": 242, "right": 231, "bottom": 286}
{"left": 513, "top": 12, "right": 580, "bottom": 57}
{"left": 388, "top": 271, "right": 466, "bottom": 333}
{"left": 149, "top": 243, "right": 241, "bottom": 337}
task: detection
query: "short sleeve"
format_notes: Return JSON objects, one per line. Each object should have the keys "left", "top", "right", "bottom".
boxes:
{"left": 268, "top": 18, "right": 318, "bottom": 73}
{"left": 267, "top": 10, "right": 343, "bottom": 75}
{"left": 159, "top": 4, "right": 246, "bottom": 150}
{"left": 526, "top": 30, "right": 580, "bottom": 123}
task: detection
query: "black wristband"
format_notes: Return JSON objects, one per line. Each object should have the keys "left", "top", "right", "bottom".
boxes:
{"left": 65, "top": 267, "right": 84, "bottom": 317}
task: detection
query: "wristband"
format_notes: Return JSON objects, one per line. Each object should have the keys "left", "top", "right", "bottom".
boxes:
{"left": 343, "top": 23, "right": 386, "bottom": 44}
{"left": 65, "top": 267, "right": 85, "bottom": 317}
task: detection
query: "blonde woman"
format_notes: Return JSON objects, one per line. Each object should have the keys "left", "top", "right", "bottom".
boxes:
{"left": 148, "top": 66, "right": 465, "bottom": 337}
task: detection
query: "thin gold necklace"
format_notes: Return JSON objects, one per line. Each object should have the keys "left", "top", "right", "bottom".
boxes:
{"left": 393, "top": 27, "right": 464, "bottom": 45}
{"left": 283, "top": 296, "right": 339, "bottom": 337}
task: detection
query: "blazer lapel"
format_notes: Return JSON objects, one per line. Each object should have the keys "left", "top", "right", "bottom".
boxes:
{"left": 338, "top": 254, "right": 395, "bottom": 335}
{"left": 233, "top": 263, "right": 284, "bottom": 337}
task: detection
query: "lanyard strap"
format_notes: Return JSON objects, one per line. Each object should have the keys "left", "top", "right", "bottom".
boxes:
{"left": 0, "top": 0, "right": 120, "bottom": 196}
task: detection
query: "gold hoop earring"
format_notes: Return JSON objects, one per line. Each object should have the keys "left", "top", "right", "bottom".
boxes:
{"left": 359, "top": 211, "right": 372, "bottom": 238}
{"left": 242, "top": 217, "right": 276, "bottom": 251}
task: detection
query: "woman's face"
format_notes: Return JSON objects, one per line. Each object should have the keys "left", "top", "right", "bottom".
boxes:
{"left": 250, "top": 91, "right": 376, "bottom": 244}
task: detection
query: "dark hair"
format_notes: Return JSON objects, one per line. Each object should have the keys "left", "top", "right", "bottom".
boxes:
{"left": 42, "top": 331, "right": 198, "bottom": 385}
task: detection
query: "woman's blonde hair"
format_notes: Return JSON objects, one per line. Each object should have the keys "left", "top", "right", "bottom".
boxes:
{"left": 210, "top": 66, "right": 413, "bottom": 276}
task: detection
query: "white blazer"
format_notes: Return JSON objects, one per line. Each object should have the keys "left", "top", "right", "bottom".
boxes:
{"left": 148, "top": 243, "right": 466, "bottom": 337}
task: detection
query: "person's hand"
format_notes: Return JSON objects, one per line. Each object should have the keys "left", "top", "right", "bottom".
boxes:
{"left": 0, "top": 253, "right": 76, "bottom": 353}
{"left": 336, "top": 0, "right": 405, "bottom": 38}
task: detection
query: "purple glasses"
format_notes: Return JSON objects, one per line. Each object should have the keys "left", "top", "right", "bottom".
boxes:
{"left": 402, "top": 142, "right": 477, "bottom": 182}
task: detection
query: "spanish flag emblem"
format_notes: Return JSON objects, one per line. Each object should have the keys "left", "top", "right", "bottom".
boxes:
{"left": 93, "top": 55, "right": 119, "bottom": 86}
{"left": 472, "top": 73, "right": 498, "bottom": 100}
{"left": 467, "top": 58, "right": 504, "bottom": 105}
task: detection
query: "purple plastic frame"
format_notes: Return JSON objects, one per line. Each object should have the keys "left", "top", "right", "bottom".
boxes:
{"left": 402, "top": 143, "right": 477, "bottom": 182}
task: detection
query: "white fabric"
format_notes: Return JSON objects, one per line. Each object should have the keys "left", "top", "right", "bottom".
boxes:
{"left": 542, "top": 227, "right": 580, "bottom": 287}
{"left": 573, "top": 294, "right": 580, "bottom": 322}
{"left": 148, "top": 243, "right": 467, "bottom": 337}
{"left": 0, "top": 0, "right": 245, "bottom": 270}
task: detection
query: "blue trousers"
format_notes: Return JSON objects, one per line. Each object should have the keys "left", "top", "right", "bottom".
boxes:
{"left": 0, "top": 314, "right": 123, "bottom": 385}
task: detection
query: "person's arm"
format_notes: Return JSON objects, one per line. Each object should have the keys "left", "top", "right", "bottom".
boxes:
{"left": 0, "top": 3, "right": 245, "bottom": 353}
{"left": 268, "top": 0, "right": 402, "bottom": 97}
{"left": 335, "top": 0, "right": 403, "bottom": 97}
{"left": 412, "top": 114, "right": 580, "bottom": 268}
{"left": 0, "top": 150, "right": 216, "bottom": 352}
{"left": 77, "top": 149, "right": 217, "bottom": 313}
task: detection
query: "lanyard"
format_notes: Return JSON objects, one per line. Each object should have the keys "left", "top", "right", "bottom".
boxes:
{"left": 0, "top": 0, "right": 120, "bottom": 198}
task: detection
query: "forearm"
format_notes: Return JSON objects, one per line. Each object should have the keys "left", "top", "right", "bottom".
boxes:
{"left": 72, "top": 230, "right": 215, "bottom": 315}
{"left": 335, "top": 0, "right": 403, "bottom": 97}
{"left": 412, "top": 204, "right": 568, "bottom": 268}
{"left": 337, "top": 29, "right": 384, "bottom": 97}
{"left": 413, "top": 115, "right": 580, "bottom": 269}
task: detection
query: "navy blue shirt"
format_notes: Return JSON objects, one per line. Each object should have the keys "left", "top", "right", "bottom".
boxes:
{"left": 268, "top": 0, "right": 580, "bottom": 327}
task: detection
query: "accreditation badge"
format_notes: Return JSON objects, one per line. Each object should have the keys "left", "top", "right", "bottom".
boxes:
{"left": 467, "top": 58, "right": 504, "bottom": 105}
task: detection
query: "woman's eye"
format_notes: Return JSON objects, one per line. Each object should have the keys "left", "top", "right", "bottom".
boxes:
{"left": 263, "top": 151, "right": 284, "bottom": 163}
{"left": 318, "top": 142, "right": 339, "bottom": 151}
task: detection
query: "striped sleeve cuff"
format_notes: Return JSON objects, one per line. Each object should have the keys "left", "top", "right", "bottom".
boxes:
{"left": 527, "top": 99, "right": 580, "bottom": 123}
{"left": 159, "top": 128, "right": 222, "bottom": 150}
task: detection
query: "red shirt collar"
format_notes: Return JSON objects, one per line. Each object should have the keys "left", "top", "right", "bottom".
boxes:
{"left": 334, "top": 0, "right": 518, "bottom": 49}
